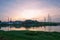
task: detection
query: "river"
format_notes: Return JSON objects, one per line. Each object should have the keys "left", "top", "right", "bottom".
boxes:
{"left": 0, "top": 26, "right": 60, "bottom": 32}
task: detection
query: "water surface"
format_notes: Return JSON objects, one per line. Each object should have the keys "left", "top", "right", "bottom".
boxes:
{"left": 0, "top": 26, "right": 60, "bottom": 32}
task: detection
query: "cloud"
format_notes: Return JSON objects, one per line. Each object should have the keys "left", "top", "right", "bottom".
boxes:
{"left": 0, "top": 0, "right": 60, "bottom": 22}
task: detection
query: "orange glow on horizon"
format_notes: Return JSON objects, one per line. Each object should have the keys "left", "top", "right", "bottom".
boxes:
{"left": 6, "top": 9, "right": 48, "bottom": 21}
{"left": 20, "top": 9, "right": 45, "bottom": 20}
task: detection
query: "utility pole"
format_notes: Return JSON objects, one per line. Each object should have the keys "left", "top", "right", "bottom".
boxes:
{"left": 8, "top": 17, "right": 9, "bottom": 22}
{"left": 48, "top": 14, "right": 51, "bottom": 22}
{"left": 44, "top": 17, "right": 46, "bottom": 22}
{"left": 44, "top": 17, "right": 46, "bottom": 31}
{"left": 10, "top": 18, "right": 12, "bottom": 22}
{"left": 47, "top": 14, "right": 52, "bottom": 32}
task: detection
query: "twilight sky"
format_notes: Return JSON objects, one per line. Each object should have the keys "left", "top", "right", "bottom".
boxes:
{"left": 0, "top": 0, "right": 60, "bottom": 22}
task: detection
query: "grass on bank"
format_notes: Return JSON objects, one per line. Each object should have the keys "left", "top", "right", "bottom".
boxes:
{"left": 0, "top": 30, "right": 60, "bottom": 40}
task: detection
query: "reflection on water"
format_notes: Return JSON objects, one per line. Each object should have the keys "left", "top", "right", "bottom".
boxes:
{"left": 0, "top": 26, "right": 60, "bottom": 32}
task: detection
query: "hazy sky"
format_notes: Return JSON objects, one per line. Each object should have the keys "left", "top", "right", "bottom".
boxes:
{"left": 0, "top": 0, "right": 60, "bottom": 22}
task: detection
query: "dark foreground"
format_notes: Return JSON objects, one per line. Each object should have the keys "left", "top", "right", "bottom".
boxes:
{"left": 0, "top": 30, "right": 60, "bottom": 40}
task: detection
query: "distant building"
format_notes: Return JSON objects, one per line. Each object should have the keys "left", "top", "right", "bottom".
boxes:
{"left": 13, "top": 21, "right": 23, "bottom": 24}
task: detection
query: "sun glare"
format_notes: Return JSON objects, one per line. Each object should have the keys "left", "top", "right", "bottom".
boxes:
{"left": 21, "top": 9, "right": 40, "bottom": 19}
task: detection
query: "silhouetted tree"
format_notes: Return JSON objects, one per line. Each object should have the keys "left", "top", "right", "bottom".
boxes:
{"left": 0, "top": 21, "right": 1, "bottom": 23}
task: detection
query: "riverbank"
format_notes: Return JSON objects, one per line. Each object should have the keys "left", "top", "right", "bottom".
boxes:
{"left": 0, "top": 30, "right": 60, "bottom": 40}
